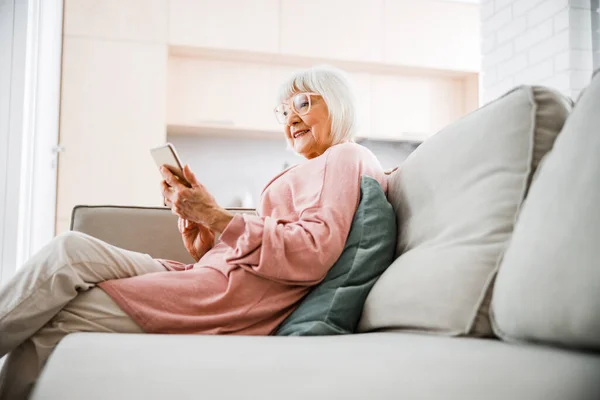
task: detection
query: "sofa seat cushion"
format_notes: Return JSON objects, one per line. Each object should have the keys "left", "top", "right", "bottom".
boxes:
{"left": 360, "top": 86, "right": 572, "bottom": 336}
{"left": 33, "top": 332, "right": 600, "bottom": 400}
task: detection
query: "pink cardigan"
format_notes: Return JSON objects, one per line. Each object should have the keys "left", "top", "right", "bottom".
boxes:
{"left": 99, "top": 142, "right": 387, "bottom": 335}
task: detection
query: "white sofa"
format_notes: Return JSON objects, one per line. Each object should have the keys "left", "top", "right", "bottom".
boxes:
{"left": 32, "top": 73, "right": 600, "bottom": 399}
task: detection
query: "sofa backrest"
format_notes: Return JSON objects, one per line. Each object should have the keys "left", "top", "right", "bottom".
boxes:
{"left": 70, "top": 205, "right": 254, "bottom": 264}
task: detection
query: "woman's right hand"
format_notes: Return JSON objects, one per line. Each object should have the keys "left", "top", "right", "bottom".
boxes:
{"left": 178, "top": 217, "right": 215, "bottom": 262}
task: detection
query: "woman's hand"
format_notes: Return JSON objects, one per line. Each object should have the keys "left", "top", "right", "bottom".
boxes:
{"left": 178, "top": 217, "right": 214, "bottom": 262}
{"left": 160, "top": 164, "right": 234, "bottom": 233}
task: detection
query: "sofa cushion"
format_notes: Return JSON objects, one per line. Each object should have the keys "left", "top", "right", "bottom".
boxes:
{"left": 359, "top": 86, "right": 572, "bottom": 336}
{"left": 276, "top": 176, "right": 396, "bottom": 336}
{"left": 33, "top": 332, "right": 600, "bottom": 400}
{"left": 491, "top": 70, "right": 600, "bottom": 350}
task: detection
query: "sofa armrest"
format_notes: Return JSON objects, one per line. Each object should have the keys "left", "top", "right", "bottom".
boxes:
{"left": 70, "top": 205, "right": 256, "bottom": 263}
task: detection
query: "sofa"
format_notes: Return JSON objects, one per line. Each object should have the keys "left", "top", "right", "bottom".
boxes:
{"left": 32, "top": 72, "right": 600, "bottom": 399}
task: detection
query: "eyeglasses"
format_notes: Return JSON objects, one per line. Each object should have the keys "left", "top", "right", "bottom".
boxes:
{"left": 274, "top": 92, "right": 319, "bottom": 124}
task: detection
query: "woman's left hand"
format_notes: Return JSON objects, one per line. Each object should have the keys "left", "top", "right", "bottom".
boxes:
{"left": 160, "top": 165, "right": 232, "bottom": 232}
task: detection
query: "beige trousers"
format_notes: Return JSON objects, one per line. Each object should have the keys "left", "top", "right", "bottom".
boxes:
{"left": 0, "top": 231, "right": 168, "bottom": 400}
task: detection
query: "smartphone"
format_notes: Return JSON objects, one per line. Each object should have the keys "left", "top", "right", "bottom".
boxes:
{"left": 150, "top": 143, "right": 191, "bottom": 188}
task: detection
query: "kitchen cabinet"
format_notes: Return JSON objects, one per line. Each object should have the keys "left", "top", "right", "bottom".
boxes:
{"left": 168, "top": 57, "right": 297, "bottom": 134}
{"left": 371, "top": 73, "right": 465, "bottom": 140}
{"left": 168, "top": 58, "right": 376, "bottom": 139}
{"left": 169, "top": 0, "right": 280, "bottom": 53}
{"left": 56, "top": 37, "right": 168, "bottom": 233}
{"left": 167, "top": 0, "right": 479, "bottom": 71}
{"left": 168, "top": 54, "right": 472, "bottom": 142}
{"left": 384, "top": 0, "right": 480, "bottom": 72}
{"left": 280, "top": 0, "right": 384, "bottom": 62}
{"left": 64, "top": 0, "right": 168, "bottom": 43}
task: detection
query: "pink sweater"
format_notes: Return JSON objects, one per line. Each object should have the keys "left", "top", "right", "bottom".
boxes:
{"left": 99, "top": 142, "right": 386, "bottom": 335}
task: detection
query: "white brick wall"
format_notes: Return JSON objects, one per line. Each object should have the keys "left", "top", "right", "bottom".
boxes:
{"left": 481, "top": 0, "right": 599, "bottom": 103}
{"left": 497, "top": 16, "right": 527, "bottom": 43}
{"left": 528, "top": 30, "right": 569, "bottom": 64}
{"left": 527, "top": 0, "right": 568, "bottom": 26}
{"left": 514, "top": 19, "right": 553, "bottom": 51}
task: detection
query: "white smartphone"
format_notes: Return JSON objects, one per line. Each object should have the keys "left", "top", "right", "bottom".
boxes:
{"left": 150, "top": 143, "right": 191, "bottom": 188}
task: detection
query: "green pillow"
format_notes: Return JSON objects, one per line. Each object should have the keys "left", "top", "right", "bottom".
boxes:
{"left": 276, "top": 176, "right": 397, "bottom": 336}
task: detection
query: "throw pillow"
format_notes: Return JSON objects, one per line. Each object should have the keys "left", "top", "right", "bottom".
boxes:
{"left": 359, "top": 86, "right": 572, "bottom": 336}
{"left": 276, "top": 176, "right": 396, "bottom": 336}
{"left": 491, "top": 69, "right": 600, "bottom": 350}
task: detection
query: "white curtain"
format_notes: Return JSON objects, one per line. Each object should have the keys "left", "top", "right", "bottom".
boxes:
{"left": 592, "top": 0, "right": 599, "bottom": 70}
{"left": 0, "top": 0, "right": 62, "bottom": 284}
{"left": 0, "top": 0, "right": 29, "bottom": 284}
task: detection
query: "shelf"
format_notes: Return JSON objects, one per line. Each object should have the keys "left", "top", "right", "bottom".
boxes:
{"left": 167, "top": 123, "right": 427, "bottom": 144}
{"left": 168, "top": 123, "right": 283, "bottom": 140}
{"left": 356, "top": 134, "right": 426, "bottom": 144}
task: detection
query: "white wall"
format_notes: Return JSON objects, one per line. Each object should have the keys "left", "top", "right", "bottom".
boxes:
{"left": 481, "top": 0, "right": 599, "bottom": 103}
{"left": 168, "top": 134, "right": 300, "bottom": 208}
{"left": 168, "top": 134, "right": 415, "bottom": 208}
{"left": 358, "top": 140, "right": 418, "bottom": 169}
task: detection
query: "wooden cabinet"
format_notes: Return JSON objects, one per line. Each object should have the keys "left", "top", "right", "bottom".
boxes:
{"left": 165, "top": 0, "right": 480, "bottom": 141}
{"left": 64, "top": 0, "right": 168, "bottom": 43}
{"left": 168, "top": 57, "right": 300, "bottom": 135}
{"left": 169, "top": 0, "right": 280, "bottom": 53}
{"left": 371, "top": 74, "right": 429, "bottom": 139}
{"left": 167, "top": 0, "right": 479, "bottom": 71}
{"left": 371, "top": 73, "right": 465, "bottom": 140}
{"left": 56, "top": 37, "right": 168, "bottom": 233}
{"left": 168, "top": 55, "right": 471, "bottom": 142}
{"left": 280, "top": 0, "right": 384, "bottom": 62}
{"left": 384, "top": 0, "right": 480, "bottom": 72}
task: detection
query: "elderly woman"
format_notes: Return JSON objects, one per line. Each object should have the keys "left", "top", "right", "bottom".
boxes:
{"left": 0, "top": 65, "right": 386, "bottom": 399}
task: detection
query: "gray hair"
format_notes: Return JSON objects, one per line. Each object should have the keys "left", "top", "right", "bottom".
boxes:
{"left": 278, "top": 65, "right": 358, "bottom": 144}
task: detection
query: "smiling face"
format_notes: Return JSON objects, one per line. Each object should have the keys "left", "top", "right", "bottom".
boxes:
{"left": 283, "top": 93, "right": 334, "bottom": 159}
